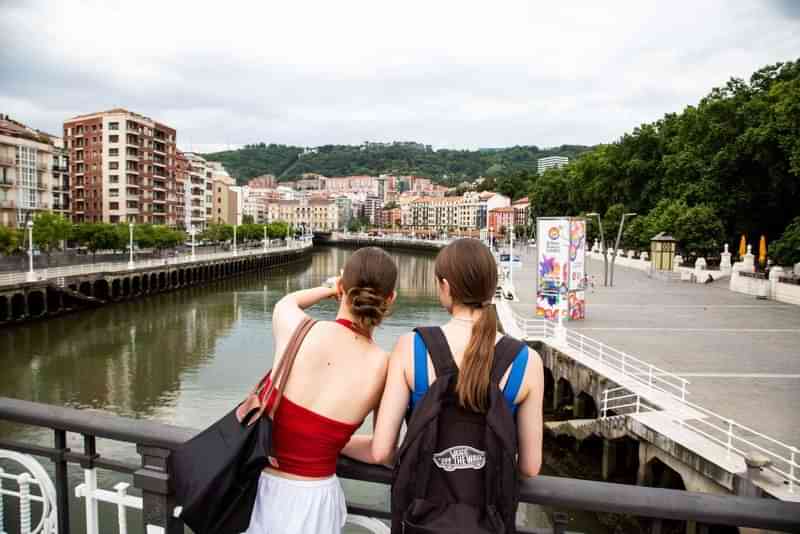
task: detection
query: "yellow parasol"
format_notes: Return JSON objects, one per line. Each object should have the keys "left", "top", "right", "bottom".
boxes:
{"left": 758, "top": 235, "right": 767, "bottom": 266}
{"left": 738, "top": 235, "right": 746, "bottom": 258}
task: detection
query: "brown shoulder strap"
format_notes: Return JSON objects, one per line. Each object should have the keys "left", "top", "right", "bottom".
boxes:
{"left": 260, "top": 316, "right": 316, "bottom": 418}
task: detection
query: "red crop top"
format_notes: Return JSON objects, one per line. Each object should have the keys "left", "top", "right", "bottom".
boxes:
{"left": 259, "top": 378, "right": 361, "bottom": 478}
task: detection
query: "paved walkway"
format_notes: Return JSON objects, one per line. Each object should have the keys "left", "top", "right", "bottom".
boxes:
{"left": 508, "top": 245, "right": 800, "bottom": 455}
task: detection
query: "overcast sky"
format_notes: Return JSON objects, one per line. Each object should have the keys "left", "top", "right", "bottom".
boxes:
{"left": 1, "top": 1, "right": 798, "bottom": 152}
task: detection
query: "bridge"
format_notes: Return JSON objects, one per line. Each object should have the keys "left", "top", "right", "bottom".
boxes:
{"left": 494, "top": 244, "right": 800, "bottom": 518}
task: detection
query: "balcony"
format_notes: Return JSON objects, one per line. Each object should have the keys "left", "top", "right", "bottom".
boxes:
{"left": 0, "top": 154, "right": 14, "bottom": 166}
{"left": 0, "top": 199, "right": 14, "bottom": 209}
{"left": 35, "top": 180, "right": 47, "bottom": 190}
{"left": 0, "top": 178, "right": 13, "bottom": 188}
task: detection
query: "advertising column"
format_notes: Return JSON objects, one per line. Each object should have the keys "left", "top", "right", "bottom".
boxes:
{"left": 536, "top": 217, "right": 586, "bottom": 320}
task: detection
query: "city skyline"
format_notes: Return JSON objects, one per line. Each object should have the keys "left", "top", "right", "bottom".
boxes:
{"left": 1, "top": 1, "right": 798, "bottom": 151}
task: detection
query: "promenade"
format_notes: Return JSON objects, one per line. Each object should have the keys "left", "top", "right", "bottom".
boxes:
{"left": 508, "top": 245, "right": 800, "bottom": 460}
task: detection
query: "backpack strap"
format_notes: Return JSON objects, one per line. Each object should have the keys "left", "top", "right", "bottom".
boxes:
{"left": 412, "top": 332, "right": 429, "bottom": 403}
{"left": 413, "top": 327, "right": 457, "bottom": 378}
{"left": 490, "top": 336, "right": 526, "bottom": 385}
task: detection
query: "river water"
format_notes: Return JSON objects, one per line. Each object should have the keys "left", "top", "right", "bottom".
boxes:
{"left": 1, "top": 246, "right": 608, "bottom": 533}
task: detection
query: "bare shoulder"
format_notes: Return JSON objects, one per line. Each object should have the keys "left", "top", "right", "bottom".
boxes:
{"left": 522, "top": 346, "right": 544, "bottom": 395}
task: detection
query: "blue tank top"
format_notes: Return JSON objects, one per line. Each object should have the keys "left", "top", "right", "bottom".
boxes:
{"left": 409, "top": 332, "right": 529, "bottom": 415}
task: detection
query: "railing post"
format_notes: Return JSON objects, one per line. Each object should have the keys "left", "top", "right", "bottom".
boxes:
{"left": 621, "top": 352, "right": 626, "bottom": 375}
{"left": 54, "top": 429, "right": 71, "bottom": 534}
{"left": 82, "top": 434, "right": 100, "bottom": 534}
{"left": 134, "top": 445, "right": 182, "bottom": 534}
{"left": 636, "top": 395, "right": 641, "bottom": 414}
{"left": 19, "top": 472, "right": 31, "bottom": 534}
{"left": 790, "top": 447, "right": 796, "bottom": 494}
{"left": 601, "top": 389, "right": 608, "bottom": 419}
{"left": 726, "top": 420, "right": 733, "bottom": 457}
{"left": 648, "top": 365, "right": 653, "bottom": 388}
{"left": 116, "top": 482, "right": 131, "bottom": 534}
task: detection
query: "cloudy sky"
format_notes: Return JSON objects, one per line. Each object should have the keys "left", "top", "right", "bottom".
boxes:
{"left": 1, "top": 1, "right": 798, "bottom": 152}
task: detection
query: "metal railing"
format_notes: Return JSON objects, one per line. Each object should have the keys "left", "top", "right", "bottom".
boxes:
{"left": 601, "top": 386, "right": 658, "bottom": 418}
{"left": 507, "top": 311, "right": 800, "bottom": 495}
{"left": 0, "top": 397, "right": 798, "bottom": 533}
{"left": 0, "top": 240, "right": 312, "bottom": 287}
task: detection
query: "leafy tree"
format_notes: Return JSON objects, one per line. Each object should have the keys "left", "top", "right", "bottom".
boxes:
{"left": 267, "top": 221, "right": 290, "bottom": 239}
{"left": 769, "top": 216, "right": 800, "bottom": 267}
{"left": 32, "top": 212, "right": 72, "bottom": 258}
{"left": 0, "top": 225, "right": 20, "bottom": 256}
{"left": 242, "top": 214, "right": 255, "bottom": 224}
{"left": 674, "top": 204, "right": 725, "bottom": 255}
{"left": 73, "top": 223, "right": 120, "bottom": 260}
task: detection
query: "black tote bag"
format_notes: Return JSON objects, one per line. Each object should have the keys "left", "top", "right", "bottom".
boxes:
{"left": 170, "top": 317, "right": 316, "bottom": 534}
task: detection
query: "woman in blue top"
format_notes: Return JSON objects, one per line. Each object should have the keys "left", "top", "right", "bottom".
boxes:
{"left": 343, "top": 238, "right": 544, "bottom": 478}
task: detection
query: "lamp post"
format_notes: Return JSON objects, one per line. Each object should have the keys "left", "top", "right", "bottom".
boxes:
{"left": 26, "top": 220, "right": 35, "bottom": 282}
{"left": 263, "top": 225, "right": 268, "bottom": 252}
{"left": 233, "top": 219, "right": 238, "bottom": 256}
{"left": 191, "top": 225, "right": 196, "bottom": 259}
{"left": 609, "top": 212, "right": 637, "bottom": 287}
{"left": 127, "top": 222, "right": 135, "bottom": 269}
{"left": 586, "top": 213, "right": 607, "bottom": 286}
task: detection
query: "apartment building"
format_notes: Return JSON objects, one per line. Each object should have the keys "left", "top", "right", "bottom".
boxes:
{"left": 182, "top": 152, "right": 212, "bottom": 229}
{"left": 207, "top": 161, "right": 236, "bottom": 225}
{"left": 537, "top": 156, "right": 569, "bottom": 175}
{"left": 50, "top": 137, "right": 71, "bottom": 220}
{"left": 363, "top": 195, "right": 383, "bottom": 225}
{"left": 512, "top": 196, "right": 530, "bottom": 228}
{"left": 488, "top": 207, "right": 515, "bottom": 233}
{"left": 309, "top": 198, "right": 339, "bottom": 230}
{"left": 63, "top": 109, "right": 178, "bottom": 225}
{"left": 175, "top": 151, "right": 190, "bottom": 229}
{"left": 0, "top": 115, "right": 55, "bottom": 227}
{"left": 334, "top": 196, "right": 352, "bottom": 228}
{"left": 248, "top": 174, "right": 276, "bottom": 189}
{"left": 378, "top": 206, "right": 401, "bottom": 228}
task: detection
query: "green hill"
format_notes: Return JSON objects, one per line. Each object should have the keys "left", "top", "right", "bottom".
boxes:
{"left": 202, "top": 143, "right": 592, "bottom": 185}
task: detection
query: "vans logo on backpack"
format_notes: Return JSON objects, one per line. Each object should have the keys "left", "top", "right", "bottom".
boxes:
{"left": 432, "top": 446, "right": 486, "bottom": 472}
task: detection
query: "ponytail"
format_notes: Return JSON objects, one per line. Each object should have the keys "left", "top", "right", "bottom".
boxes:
{"left": 455, "top": 304, "right": 497, "bottom": 412}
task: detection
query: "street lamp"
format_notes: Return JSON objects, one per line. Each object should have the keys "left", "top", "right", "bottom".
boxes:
{"left": 191, "top": 224, "right": 196, "bottom": 259}
{"left": 127, "top": 222, "right": 135, "bottom": 269}
{"left": 610, "top": 212, "right": 637, "bottom": 287}
{"left": 233, "top": 218, "right": 238, "bottom": 256}
{"left": 586, "top": 213, "right": 607, "bottom": 286}
{"left": 26, "top": 220, "right": 35, "bottom": 282}
{"left": 263, "top": 224, "right": 268, "bottom": 252}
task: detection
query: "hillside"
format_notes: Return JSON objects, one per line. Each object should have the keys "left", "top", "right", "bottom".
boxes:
{"left": 202, "top": 143, "right": 592, "bottom": 185}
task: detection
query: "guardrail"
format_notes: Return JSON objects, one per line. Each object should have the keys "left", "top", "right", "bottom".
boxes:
{"left": 601, "top": 386, "right": 659, "bottom": 418}
{"left": 506, "top": 311, "right": 800, "bottom": 494}
{"left": 0, "top": 240, "right": 312, "bottom": 287}
{"left": 0, "top": 397, "right": 798, "bottom": 533}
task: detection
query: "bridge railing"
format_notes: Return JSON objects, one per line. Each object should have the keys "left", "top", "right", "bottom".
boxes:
{"left": 0, "top": 397, "right": 797, "bottom": 534}
{"left": 505, "top": 309, "right": 799, "bottom": 495}
{"left": 0, "top": 241, "right": 311, "bottom": 287}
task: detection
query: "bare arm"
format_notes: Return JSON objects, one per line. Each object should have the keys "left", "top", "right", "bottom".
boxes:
{"left": 516, "top": 350, "right": 544, "bottom": 477}
{"left": 272, "top": 286, "right": 337, "bottom": 350}
{"left": 341, "top": 333, "right": 413, "bottom": 465}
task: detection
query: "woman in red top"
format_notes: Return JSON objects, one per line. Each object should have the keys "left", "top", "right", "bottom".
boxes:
{"left": 245, "top": 247, "right": 398, "bottom": 534}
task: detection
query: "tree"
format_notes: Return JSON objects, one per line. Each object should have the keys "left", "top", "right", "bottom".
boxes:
{"left": 32, "top": 212, "right": 72, "bottom": 259}
{"left": 73, "top": 223, "right": 119, "bottom": 260}
{"left": 769, "top": 216, "right": 800, "bottom": 267}
{"left": 242, "top": 214, "right": 255, "bottom": 224}
{"left": 674, "top": 204, "right": 725, "bottom": 255}
{"left": 0, "top": 225, "right": 20, "bottom": 256}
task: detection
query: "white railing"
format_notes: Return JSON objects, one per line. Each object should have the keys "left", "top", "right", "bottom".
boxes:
{"left": 0, "top": 240, "right": 312, "bottom": 287}
{"left": 507, "top": 311, "right": 799, "bottom": 493}
{"left": 601, "top": 386, "right": 658, "bottom": 418}
{"left": 562, "top": 328, "right": 689, "bottom": 401}
{"left": 0, "top": 450, "right": 57, "bottom": 534}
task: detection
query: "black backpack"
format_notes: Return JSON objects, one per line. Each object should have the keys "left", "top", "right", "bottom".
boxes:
{"left": 391, "top": 326, "right": 526, "bottom": 533}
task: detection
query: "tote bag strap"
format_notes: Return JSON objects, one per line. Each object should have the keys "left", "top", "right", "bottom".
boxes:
{"left": 258, "top": 316, "right": 317, "bottom": 419}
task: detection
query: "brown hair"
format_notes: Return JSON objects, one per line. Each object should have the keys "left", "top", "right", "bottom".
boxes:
{"left": 435, "top": 238, "right": 498, "bottom": 412}
{"left": 341, "top": 247, "right": 398, "bottom": 333}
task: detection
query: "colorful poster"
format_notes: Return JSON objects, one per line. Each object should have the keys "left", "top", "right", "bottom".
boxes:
{"left": 536, "top": 217, "right": 586, "bottom": 320}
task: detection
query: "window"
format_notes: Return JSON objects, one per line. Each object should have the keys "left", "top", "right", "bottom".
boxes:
{"left": 109, "top": 148, "right": 119, "bottom": 157}
{"left": 110, "top": 202, "right": 119, "bottom": 210}
{"left": 109, "top": 175, "right": 119, "bottom": 183}
{"left": 109, "top": 135, "right": 119, "bottom": 143}
{"left": 109, "top": 122, "right": 119, "bottom": 130}
{"left": 109, "top": 162, "right": 119, "bottom": 170}
{"left": 110, "top": 189, "right": 119, "bottom": 197}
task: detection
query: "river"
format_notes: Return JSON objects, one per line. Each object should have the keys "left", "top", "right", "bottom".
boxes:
{"left": 1, "top": 246, "right": 609, "bottom": 533}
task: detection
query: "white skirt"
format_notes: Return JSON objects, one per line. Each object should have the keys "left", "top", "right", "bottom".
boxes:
{"left": 243, "top": 471, "right": 347, "bottom": 534}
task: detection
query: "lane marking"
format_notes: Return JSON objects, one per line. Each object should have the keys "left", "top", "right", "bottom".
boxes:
{"left": 674, "top": 373, "right": 800, "bottom": 378}
{"left": 577, "top": 327, "right": 800, "bottom": 333}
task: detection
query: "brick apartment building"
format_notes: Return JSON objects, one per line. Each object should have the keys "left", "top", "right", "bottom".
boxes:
{"left": 63, "top": 109, "right": 179, "bottom": 225}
